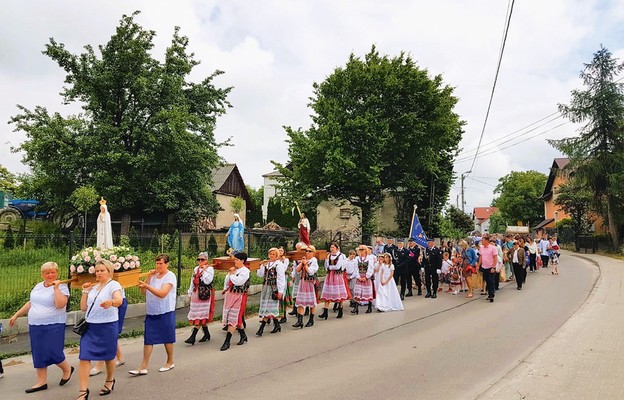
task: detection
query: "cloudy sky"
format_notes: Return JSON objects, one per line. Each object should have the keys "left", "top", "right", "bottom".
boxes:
{"left": 1, "top": 0, "right": 623, "bottom": 215}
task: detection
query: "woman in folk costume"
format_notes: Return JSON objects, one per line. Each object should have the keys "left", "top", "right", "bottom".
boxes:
{"left": 184, "top": 252, "right": 215, "bottom": 345}
{"left": 220, "top": 253, "right": 250, "bottom": 351}
{"left": 344, "top": 249, "right": 359, "bottom": 308}
{"left": 292, "top": 246, "right": 319, "bottom": 329}
{"left": 351, "top": 245, "right": 376, "bottom": 314}
{"left": 288, "top": 244, "right": 305, "bottom": 317}
{"left": 318, "top": 242, "right": 350, "bottom": 320}
{"left": 278, "top": 247, "right": 292, "bottom": 323}
{"left": 256, "top": 248, "right": 286, "bottom": 336}
{"left": 375, "top": 253, "right": 404, "bottom": 312}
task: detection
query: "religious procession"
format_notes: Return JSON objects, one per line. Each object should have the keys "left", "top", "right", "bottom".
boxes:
{"left": 1, "top": 198, "right": 563, "bottom": 400}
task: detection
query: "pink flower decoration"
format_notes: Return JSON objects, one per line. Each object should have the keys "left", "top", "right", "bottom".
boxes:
{"left": 136, "top": 261, "right": 141, "bottom": 268}
{"left": 129, "top": 261, "right": 136, "bottom": 268}
{"left": 95, "top": 256, "right": 102, "bottom": 262}
{"left": 71, "top": 255, "right": 77, "bottom": 261}
{"left": 88, "top": 266, "right": 95, "bottom": 274}
{"left": 70, "top": 265, "right": 76, "bottom": 273}
{"left": 114, "top": 262, "right": 121, "bottom": 271}
{"left": 77, "top": 265, "right": 85, "bottom": 273}
{"left": 81, "top": 251, "right": 88, "bottom": 258}
{"left": 84, "top": 256, "right": 91, "bottom": 262}
{"left": 123, "top": 262, "right": 130, "bottom": 269}
{"left": 110, "top": 255, "right": 117, "bottom": 262}
{"left": 119, "top": 257, "right": 126, "bottom": 263}
{"left": 132, "top": 256, "right": 139, "bottom": 262}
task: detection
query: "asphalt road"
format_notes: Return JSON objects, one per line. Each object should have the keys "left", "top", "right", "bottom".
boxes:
{"left": 3, "top": 254, "right": 596, "bottom": 400}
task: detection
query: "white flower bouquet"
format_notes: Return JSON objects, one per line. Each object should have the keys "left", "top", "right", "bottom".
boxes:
{"left": 70, "top": 246, "right": 141, "bottom": 275}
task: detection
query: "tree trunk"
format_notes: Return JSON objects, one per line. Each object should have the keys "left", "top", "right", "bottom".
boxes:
{"left": 120, "top": 213, "right": 131, "bottom": 237}
{"left": 360, "top": 204, "right": 374, "bottom": 245}
{"left": 607, "top": 199, "right": 620, "bottom": 250}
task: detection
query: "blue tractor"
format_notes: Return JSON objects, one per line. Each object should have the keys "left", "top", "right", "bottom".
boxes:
{"left": 0, "top": 194, "right": 48, "bottom": 223}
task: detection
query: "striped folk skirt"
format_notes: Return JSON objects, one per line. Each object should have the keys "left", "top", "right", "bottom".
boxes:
{"left": 258, "top": 285, "right": 281, "bottom": 318}
{"left": 283, "top": 274, "right": 293, "bottom": 307}
{"left": 320, "top": 270, "right": 350, "bottom": 302}
{"left": 187, "top": 289, "right": 215, "bottom": 325}
{"left": 291, "top": 273, "right": 301, "bottom": 299}
{"left": 30, "top": 323, "right": 66, "bottom": 368}
{"left": 222, "top": 291, "right": 247, "bottom": 328}
{"left": 295, "top": 280, "right": 317, "bottom": 307}
{"left": 353, "top": 273, "right": 374, "bottom": 302}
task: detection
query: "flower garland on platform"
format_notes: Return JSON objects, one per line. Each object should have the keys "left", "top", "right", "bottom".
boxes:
{"left": 70, "top": 246, "right": 141, "bottom": 275}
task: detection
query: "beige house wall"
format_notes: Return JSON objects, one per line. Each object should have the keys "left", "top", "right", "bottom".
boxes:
{"left": 316, "top": 194, "right": 399, "bottom": 234}
{"left": 215, "top": 193, "right": 246, "bottom": 229}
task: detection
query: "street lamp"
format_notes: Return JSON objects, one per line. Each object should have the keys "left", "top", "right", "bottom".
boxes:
{"left": 461, "top": 170, "right": 472, "bottom": 213}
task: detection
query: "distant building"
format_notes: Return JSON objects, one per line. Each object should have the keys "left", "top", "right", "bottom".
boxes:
{"left": 536, "top": 157, "right": 605, "bottom": 234}
{"left": 262, "top": 169, "right": 283, "bottom": 223}
{"left": 209, "top": 163, "right": 253, "bottom": 229}
{"left": 472, "top": 206, "right": 498, "bottom": 234}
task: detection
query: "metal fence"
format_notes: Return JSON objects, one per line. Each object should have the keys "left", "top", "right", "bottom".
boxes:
{"left": 0, "top": 228, "right": 317, "bottom": 318}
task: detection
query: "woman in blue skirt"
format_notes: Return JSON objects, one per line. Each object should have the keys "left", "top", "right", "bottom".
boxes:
{"left": 9, "top": 261, "right": 73, "bottom": 394}
{"left": 90, "top": 288, "right": 127, "bottom": 375}
{"left": 77, "top": 259, "right": 124, "bottom": 399}
{"left": 130, "top": 254, "right": 177, "bottom": 375}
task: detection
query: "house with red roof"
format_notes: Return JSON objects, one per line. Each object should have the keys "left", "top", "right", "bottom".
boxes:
{"left": 472, "top": 206, "right": 498, "bottom": 234}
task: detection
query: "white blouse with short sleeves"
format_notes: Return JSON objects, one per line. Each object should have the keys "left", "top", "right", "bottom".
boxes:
{"left": 146, "top": 271, "right": 177, "bottom": 315}
{"left": 28, "top": 282, "right": 70, "bottom": 325}
{"left": 85, "top": 280, "right": 123, "bottom": 324}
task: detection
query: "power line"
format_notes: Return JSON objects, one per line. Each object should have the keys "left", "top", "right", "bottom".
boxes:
{"left": 455, "top": 120, "right": 570, "bottom": 163}
{"left": 468, "top": 0, "right": 516, "bottom": 175}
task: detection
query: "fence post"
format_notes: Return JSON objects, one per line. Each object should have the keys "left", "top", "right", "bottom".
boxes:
{"left": 177, "top": 231, "right": 182, "bottom": 291}
{"left": 67, "top": 231, "right": 74, "bottom": 312}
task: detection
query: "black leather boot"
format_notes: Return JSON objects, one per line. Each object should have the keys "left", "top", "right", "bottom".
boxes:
{"left": 237, "top": 329, "right": 248, "bottom": 345}
{"left": 292, "top": 314, "right": 304, "bottom": 329}
{"left": 417, "top": 288, "right": 422, "bottom": 296}
{"left": 333, "top": 302, "right": 339, "bottom": 312}
{"left": 198, "top": 326, "right": 210, "bottom": 342}
{"left": 365, "top": 303, "right": 373, "bottom": 313}
{"left": 279, "top": 310, "right": 287, "bottom": 323}
{"left": 304, "top": 314, "right": 315, "bottom": 327}
{"left": 256, "top": 321, "right": 267, "bottom": 337}
{"left": 337, "top": 307, "right": 343, "bottom": 319}
{"left": 318, "top": 308, "right": 328, "bottom": 320}
{"left": 220, "top": 332, "right": 232, "bottom": 351}
{"left": 270, "top": 319, "right": 281, "bottom": 333}
{"left": 288, "top": 307, "right": 297, "bottom": 316}
{"left": 351, "top": 304, "right": 359, "bottom": 314}
{"left": 184, "top": 327, "right": 198, "bottom": 345}
{"left": 304, "top": 307, "right": 310, "bottom": 316}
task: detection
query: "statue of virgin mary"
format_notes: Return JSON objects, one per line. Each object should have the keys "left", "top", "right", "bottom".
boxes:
{"left": 97, "top": 198, "right": 114, "bottom": 249}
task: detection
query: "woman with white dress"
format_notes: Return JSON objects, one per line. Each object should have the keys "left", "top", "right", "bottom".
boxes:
{"left": 130, "top": 254, "right": 177, "bottom": 375}
{"left": 292, "top": 246, "right": 319, "bottom": 328}
{"left": 256, "top": 248, "right": 286, "bottom": 336}
{"left": 375, "top": 254, "right": 404, "bottom": 312}
{"left": 9, "top": 262, "right": 73, "bottom": 394}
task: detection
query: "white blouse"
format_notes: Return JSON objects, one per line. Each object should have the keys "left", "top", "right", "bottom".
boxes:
{"left": 257, "top": 260, "right": 287, "bottom": 294}
{"left": 85, "top": 280, "right": 123, "bottom": 324}
{"left": 146, "top": 271, "right": 177, "bottom": 315}
{"left": 325, "top": 252, "right": 346, "bottom": 271}
{"left": 224, "top": 266, "right": 250, "bottom": 289}
{"left": 28, "top": 282, "right": 70, "bottom": 325}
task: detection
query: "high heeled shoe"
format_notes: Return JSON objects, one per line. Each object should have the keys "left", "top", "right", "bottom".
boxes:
{"left": 99, "top": 379, "right": 115, "bottom": 396}
{"left": 77, "top": 389, "right": 90, "bottom": 400}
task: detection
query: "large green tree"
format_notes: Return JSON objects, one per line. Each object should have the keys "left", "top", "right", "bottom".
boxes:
{"left": 549, "top": 46, "right": 624, "bottom": 249}
{"left": 553, "top": 179, "right": 595, "bottom": 250}
{"left": 439, "top": 205, "right": 474, "bottom": 239}
{"left": 0, "top": 164, "right": 17, "bottom": 193}
{"left": 492, "top": 170, "right": 547, "bottom": 228}
{"left": 276, "top": 46, "right": 463, "bottom": 241}
{"left": 11, "top": 12, "right": 232, "bottom": 232}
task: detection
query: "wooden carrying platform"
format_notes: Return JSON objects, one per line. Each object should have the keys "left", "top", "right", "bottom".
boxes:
{"left": 212, "top": 257, "right": 261, "bottom": 271}
{"left": 286, "top": 250, "right": 328, "bottom": 262}
{"left": 64, "top": 269, "right": 147, "bottom": 289}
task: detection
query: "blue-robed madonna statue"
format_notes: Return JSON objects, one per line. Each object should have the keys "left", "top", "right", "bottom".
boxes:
{"left": 227, "top": 214, "right": 245, "bottom": 253}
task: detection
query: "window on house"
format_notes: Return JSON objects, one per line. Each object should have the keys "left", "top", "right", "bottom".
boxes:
{"left": 339, "top": 208, "right": 351, "bottom": 219}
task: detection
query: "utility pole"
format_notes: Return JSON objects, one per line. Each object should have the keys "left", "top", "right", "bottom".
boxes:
{"left": 461, "top": 170, "right": 472, "bottom": 213}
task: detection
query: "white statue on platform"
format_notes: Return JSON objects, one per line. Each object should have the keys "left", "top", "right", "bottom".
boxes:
{"left": 97, "top": 198, "right": 113, "bottom": 249}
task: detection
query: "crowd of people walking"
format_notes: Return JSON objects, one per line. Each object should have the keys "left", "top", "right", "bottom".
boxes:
{"left": 2, "top": 232, "right": 561, "bottom": 399}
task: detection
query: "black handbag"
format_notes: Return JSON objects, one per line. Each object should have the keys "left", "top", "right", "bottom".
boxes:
{"left": 73, "top": 280, "right": 111, "bottom": 336}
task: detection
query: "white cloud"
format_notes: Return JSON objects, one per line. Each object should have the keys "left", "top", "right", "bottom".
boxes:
{"left": 1, "top": 0, "right": 623, "bottom": 219}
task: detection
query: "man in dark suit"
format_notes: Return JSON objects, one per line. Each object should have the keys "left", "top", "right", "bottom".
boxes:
{"left": 406, "top": 238, "right": 422, "bottom": 296}
{"left": 394, "top": 239, "right": 410, "bottom": 300}
{"left": 385, "top": 238, "right": 398, "bottom": 265}
{"left": 424, "top": 239, "right": 442, "bottom": 298}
